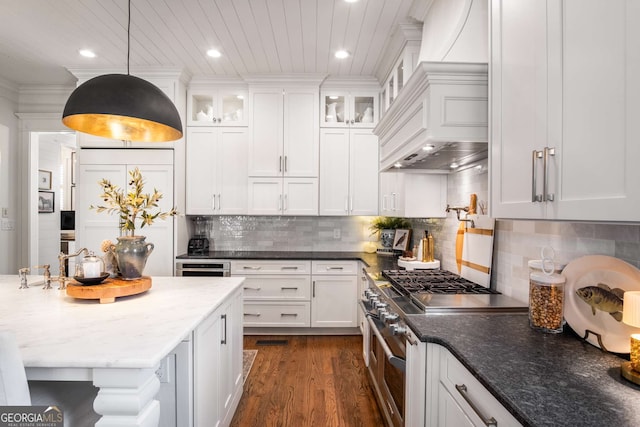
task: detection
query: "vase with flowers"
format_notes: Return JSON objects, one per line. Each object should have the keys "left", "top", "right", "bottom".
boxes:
{"left": 91, "top": 167, "right": 178, "bottom": 280}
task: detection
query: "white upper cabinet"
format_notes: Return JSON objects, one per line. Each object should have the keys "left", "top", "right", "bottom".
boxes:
{"left": 320, "top": 91, "right": 379, "bottom": 128}
{"left": 187, "top": 87, "right": 248, "bottom": 127}
{"left": 185, "top": 127, "right": 248, "bottom": 215}
{"left": 319, "top": 128, "right": 379, "bottom": 216}
{"left": 490, "top": 0, "right": 640, "bottom": 221}
{"left": 380, "top": 172, "right": 447, "bottom": 218}
{"left": 248, "top": 86, "right": 319, "bottom": 177}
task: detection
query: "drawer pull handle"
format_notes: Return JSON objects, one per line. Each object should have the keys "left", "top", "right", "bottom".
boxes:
{"left": 281, "top": 266, "right": 298, "bottom": 270}
{"left": 327, "top": 266, "right": 344, "bottom": 270}
{"left": 244, "top": 313, "right": 261, "bottom": 317}
{"left": 455, "top": 384, "right": 497, "bottom": 426}
{"left": 243, "top": 286, "right": 262, "bottom": 291}
{"left": 281, "top": 313, "right": 298, "bottom": 317}
{"left": 243, "top": 266, "right": 262, "bottom": 270}
{"left": 281, "top": 287, "right": 299, "bottom": 290}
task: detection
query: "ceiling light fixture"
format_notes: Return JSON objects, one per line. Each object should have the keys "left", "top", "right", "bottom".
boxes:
{"left": 335, "top": 50, "right": 350, "bottom": 59}
{"left": 422, "top": 144, "right": 435, "bottom": 151}
{"left": 62, "top": 0, "right": 182, "bottom": 143}
{"left": 394, "top": 162, "right": 403, "bottom": 168}
{"left": 79, "top": 49, "right": 96, "bottom": 58}
{"left": 207, "top": 49, "right": 222, "bottom": 58}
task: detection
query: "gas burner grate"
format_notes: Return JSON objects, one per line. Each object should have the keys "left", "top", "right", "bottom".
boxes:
{"left": 382, "top": 269, "right": 499, "bottom": 295}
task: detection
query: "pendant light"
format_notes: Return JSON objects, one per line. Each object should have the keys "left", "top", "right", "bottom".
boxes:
{"left": 62, "top": 0, "right": 183, "bottom": 142}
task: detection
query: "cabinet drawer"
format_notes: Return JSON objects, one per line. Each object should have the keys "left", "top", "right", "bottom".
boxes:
{"left": 242, "top": 302, "right": 310, "bottom": 327}
{"left": 311, "top": 260, "right": 358, "bottom": 275}
{"left": 231, "top": 260, "right": 311, "bottom": 275}
{"left": 242, "top": 276, "right": 311, "bottom": 300}
{"left": 440, "top": 350, "right": 521, "bottom": 427}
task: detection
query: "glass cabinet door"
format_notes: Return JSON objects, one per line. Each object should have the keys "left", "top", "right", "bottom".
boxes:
{"left": 191, "top": 94, "right": 215, "bottom": 124}
{"left": 188, "top": 89, "right": 247, "bottom": 126}
{"left": 220, "top": 93, "right": 246, "bottom": 125}
{"left": 323, "top": 94, "right": 346, "bottom": 125}
{"left": 353, "top": 95, "right": 375, "bottom": 125}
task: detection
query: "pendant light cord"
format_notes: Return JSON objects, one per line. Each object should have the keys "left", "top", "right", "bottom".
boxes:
{"left": 127, "top": 0, "right": 131, "bottom": 75}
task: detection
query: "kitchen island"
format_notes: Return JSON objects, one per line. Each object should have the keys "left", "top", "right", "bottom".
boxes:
{"left": 0, "top": 275, "right": 244, "bottom": 427}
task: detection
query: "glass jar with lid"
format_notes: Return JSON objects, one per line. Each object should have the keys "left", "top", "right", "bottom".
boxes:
{"left": 529, "top": 272, "right": 566, "bottom": 333}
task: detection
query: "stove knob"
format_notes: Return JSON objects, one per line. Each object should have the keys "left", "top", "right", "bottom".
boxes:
{"left": 377, "top": 308, "right": 388, "bottom": 317}
{"left": 389, "top": 323, "right": 407, "bottom": 336}
{"left": 363, "top": 289, "right": 374, "bottom": 298}
{"left": 374, "top": 301, "right": 388, "bottom": 309}
{"left": 383, "top": 312, "right": 399, "bottom": 323}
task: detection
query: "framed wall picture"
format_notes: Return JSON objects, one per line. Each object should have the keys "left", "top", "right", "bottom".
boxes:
{"left": 393, "top": 229, "right": 411, "bottom": 251}
{"left": 38, "top": 191, "right": 55, "bottom": 213}
{"left": 38, "top": 169, "right": 52, "bottom": 190}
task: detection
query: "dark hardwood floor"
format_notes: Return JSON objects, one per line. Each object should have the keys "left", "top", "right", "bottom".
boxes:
{"left": 231, "top": 335, "right": 385, "bottom": 427}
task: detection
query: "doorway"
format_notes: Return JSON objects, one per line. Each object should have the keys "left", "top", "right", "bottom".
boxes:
{"left": 28, "top": 131, "right": 76, "bottom": 270}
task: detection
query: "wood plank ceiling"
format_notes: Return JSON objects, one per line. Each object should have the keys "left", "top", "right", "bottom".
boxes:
{"left": 0, "top": 0, "right": 420, "bottom": 86}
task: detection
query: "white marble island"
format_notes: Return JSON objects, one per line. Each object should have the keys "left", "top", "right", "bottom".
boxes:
{"left": 0, "top": 275, "right": 245, "bottom": 427}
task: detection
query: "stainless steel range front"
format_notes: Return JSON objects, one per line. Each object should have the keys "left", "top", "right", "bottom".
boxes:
{"left": 360, "top": 268, "right": 527, "bottom": 427}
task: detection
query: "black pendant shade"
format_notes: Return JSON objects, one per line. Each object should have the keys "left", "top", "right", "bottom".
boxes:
{"left": 62, "top": 73, "right": 183, "bottom": 142}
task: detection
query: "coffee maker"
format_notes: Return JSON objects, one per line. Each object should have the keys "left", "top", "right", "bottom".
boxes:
{"left": 188, "top": 216, "right": 211, "bottom": 255}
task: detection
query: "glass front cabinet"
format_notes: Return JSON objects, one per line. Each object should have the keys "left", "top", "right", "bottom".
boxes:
{"left": 187, "top": 87, "right": 248, "bottom": 127}
{"left": 320, "top": 91, "right": 379, "bottom": 128}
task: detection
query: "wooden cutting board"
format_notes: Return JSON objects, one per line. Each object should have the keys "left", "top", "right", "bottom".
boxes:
{"left": 460, "top": 215, "right": 495, "bottom": 287}
{"left": 66, "top": 276, "right": 152, "bottom": 303}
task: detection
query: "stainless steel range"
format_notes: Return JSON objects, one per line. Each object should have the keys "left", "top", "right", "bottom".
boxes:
{"left": 360, "top": 268, "right": 527, "bottom": 427}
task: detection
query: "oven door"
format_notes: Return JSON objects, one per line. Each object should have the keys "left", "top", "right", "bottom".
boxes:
{"left": 367, "top": 314, "right": 406, "bottom": 427}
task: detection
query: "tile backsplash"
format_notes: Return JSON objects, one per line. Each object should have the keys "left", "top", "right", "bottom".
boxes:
{"left": 204, "top": 215, "right": 376, "bottom": 252}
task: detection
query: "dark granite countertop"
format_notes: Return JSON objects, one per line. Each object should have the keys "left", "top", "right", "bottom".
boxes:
{"left": 176, "top": 250, "right": 382, "bottom": 266}
{"left": 406, "top": 313, "right": 640, "bottom": 427}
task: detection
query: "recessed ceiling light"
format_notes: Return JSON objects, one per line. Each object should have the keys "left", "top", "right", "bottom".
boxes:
{"left": 79, "top": 49, "right": 96, "bottom": 58}
{"left": 335, "top": 50, "right": 350, "bottom": 59}
{"left": 236, "top": 95, "right": 244, "bottom": 99}
{"left": 393, "top": 162, "right": 403, "bottom": 168}
{"left": 344, "top": 0, "right": 360, "bottom": 3}
{"left": 329, "top": 95, "right": 339, "bottom": 100}
{"left": 422, "top": 144, "right": 435, "bottom": 151}
{"left": 207, "top": 49, "right": 222, "bottom": 58}
{"left": 450, "top": 162, "right": 459, "bottom": 169}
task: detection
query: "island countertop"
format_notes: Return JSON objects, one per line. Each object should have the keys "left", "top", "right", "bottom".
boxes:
{"left": 0, "top": 275, "right": 244, "bottom": 370}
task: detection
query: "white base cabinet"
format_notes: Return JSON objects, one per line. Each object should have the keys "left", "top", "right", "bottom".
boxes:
{"left": 232, "top": 260, "right": 359, "bottom": 329}
{"left": 311, "top": 261, "right": 358, "bottom": 328}
{"left": 233, "top": 260, "right": 312, "bottom": 328}
{"left": 193, "top": 286, "right": 243, "bottom": 427}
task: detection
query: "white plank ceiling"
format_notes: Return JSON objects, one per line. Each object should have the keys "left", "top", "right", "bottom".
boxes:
{"left": 0, "top": 0, "right": 421, "bottom": 86}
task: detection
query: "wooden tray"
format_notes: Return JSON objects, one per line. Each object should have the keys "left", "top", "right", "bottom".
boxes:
{"left": 66, "top": 276, "right": 152, "bottom": 304}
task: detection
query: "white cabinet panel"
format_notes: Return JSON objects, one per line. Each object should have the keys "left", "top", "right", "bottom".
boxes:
{"left": 248, "top": 177, "right": 318, "bottom": 216}
{"left": 249, "top": 87, "right": 318, "bottom": 178}
{"left": 490, "top": 0, "right": 640, "bottom": 221}
{"left": 379, "top": 172, "right": 446, "bottom": 218}
{"left": 311, "top": 275, "right": 358, "bottom": 327}
{"left": 186, "top": 127, "right": 248, "bottom": 215}
{"left": 76, "top": 149, "right": 174, "bottom": 276}
{"left": 319, "top": 128, "right": 378, "bottom": 216}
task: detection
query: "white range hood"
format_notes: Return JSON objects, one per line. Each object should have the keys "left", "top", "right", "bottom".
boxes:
{"left": 375, "top": 61, "right": 488, "bottom": 172}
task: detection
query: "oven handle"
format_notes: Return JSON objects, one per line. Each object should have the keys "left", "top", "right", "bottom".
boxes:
{"left": 366, "top": 315, "right": 406, "bottom": 372}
